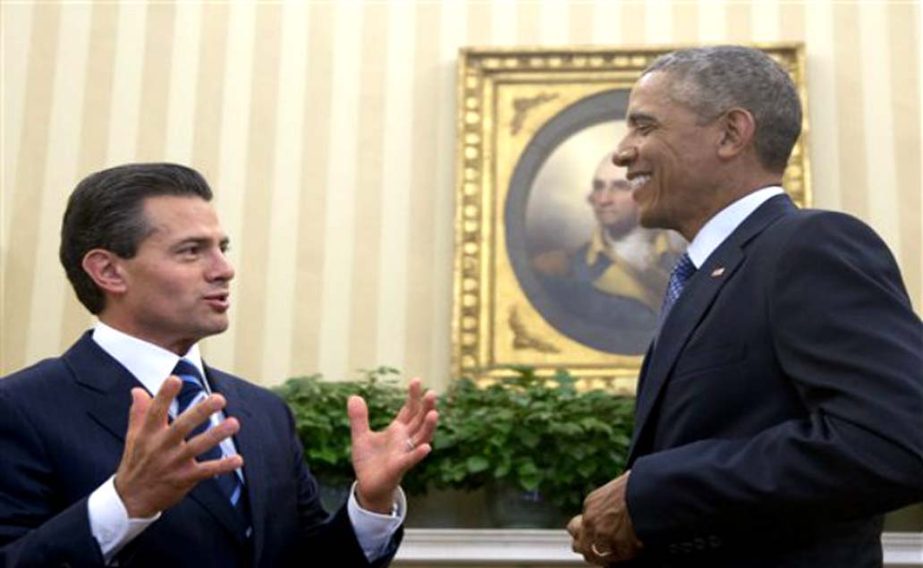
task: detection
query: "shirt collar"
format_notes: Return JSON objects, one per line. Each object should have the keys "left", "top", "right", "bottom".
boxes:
{"left": 92, "top": 321, "right": 206, "bottom": 397}
{"left": 686, "top": 186, "right": 785, "bottom": 268}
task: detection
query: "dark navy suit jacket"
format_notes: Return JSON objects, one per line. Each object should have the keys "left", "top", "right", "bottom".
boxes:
{"left": 624, "top": 195, "right": 923, "bottom": 567}
{"left": 0, "top": 333, "right": 400, "bottom": 567}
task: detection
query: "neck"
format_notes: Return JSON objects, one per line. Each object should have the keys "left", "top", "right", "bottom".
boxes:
{"left": 680, "top": 172, "right": 783, "bottom": 241}
{"left": 97, "top": 314, "right": 195, "bottom": 356}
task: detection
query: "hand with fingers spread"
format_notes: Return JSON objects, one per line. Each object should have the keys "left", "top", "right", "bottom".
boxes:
{"left": 348, "top": 378, "right": 438, "bottom": 514}
{"left": 113, "top": 376, "right": 244, "bottom": 518}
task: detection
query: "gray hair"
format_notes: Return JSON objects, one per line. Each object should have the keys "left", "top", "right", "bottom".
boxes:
{"left": 644, "top": 45, "right": 802, "bottom": 173}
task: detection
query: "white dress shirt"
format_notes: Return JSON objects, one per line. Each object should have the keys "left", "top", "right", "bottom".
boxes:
{"left": 87, "top": 321, "right": 404, "bottom": 563}
{"left": 685, "top": 186, "right": 785, "bottom": 268}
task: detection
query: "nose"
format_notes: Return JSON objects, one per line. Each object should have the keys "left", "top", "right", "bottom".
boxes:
{"left": 210, "top": 249, "right": 235, "bottom": 282}
{"left": 612, "top": 146, "right": 636, "bottom": 167}
{"left": 595, "top": 188, "right": 617, "bottom": 204}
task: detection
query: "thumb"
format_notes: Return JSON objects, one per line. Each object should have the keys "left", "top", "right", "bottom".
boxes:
{"left": 347, "top": 396, "right": 370, "bottom": 441}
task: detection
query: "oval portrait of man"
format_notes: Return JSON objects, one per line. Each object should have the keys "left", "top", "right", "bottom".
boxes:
{"left": 506, "top": 90, "right": 685, "bottom": 355}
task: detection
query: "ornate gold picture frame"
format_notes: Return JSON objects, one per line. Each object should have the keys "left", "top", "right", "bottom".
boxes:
{"left": 452, "top": 44, "right": 810, "bottom": 393}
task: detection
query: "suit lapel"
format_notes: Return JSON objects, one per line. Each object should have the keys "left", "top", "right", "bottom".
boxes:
{"left": 63, "top": 332, "right": 144, "bottom": 444}
{"left": 628, "top": 195, "right": 796, "bottom": 462}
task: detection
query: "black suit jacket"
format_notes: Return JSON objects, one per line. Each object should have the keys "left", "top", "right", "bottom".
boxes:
{"left": 624, "top": 195, "right": 923, "bottom": 567}
{"left": 0, "top": 333, "right": 400, "bottom": 567}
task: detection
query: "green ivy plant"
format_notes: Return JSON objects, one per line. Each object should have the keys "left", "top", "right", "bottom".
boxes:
{"left": 424, "top": 366, "right": 634, "bottom": 514}
{"left": 272, "top": 366, "right": 408, "bottom": 488}
{"left": 274, "top": 365, "right": 635, "bottom": 517}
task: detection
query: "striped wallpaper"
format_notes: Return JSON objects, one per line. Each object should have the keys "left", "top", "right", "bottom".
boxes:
{"left": 2, "top": 0, "right": 921, "bottom": 391}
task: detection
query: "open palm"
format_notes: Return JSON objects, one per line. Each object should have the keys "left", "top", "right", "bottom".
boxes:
{"left": 348, "top": 378, "right": 438, "bottom": 513}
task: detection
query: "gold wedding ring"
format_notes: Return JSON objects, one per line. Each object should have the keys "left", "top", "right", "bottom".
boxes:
{"left": 591, "top": 543, "right": 613, "bottom": 557}
{"left": 404, "top": 438, "right": 416, "bottom": 451}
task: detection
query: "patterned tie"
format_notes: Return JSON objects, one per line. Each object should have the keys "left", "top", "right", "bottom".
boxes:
{"left": 173, "top": 359, "right": 244, "bottom": 508}
{"left": 659, "top": 253, "right": 697, "bottom": 326}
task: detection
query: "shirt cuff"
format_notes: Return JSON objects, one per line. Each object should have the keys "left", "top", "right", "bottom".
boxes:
{"left": 87, "top": 476, "right": 161, "bottom": 563}
{"left": 346, "top": 481, "right": 405, "bottom": 562}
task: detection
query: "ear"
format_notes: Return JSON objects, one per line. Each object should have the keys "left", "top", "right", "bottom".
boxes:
{"left": 716, "top": 108, "right": 756, "bottom": 160}
{"left": 82, "top": 249, "right": 128, "bottom": 296}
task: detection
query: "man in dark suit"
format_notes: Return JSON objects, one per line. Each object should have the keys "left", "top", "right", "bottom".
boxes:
{"left": 0, "top": 163, "right": 437, "bottom": 567}
{"left": 567, "top": 46, "right": 923, "bottom": 567}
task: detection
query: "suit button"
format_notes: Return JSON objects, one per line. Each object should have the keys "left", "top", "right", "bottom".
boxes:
{"left": 708, "top": 535, "right": 723, "bottom": 549}
{"left": 693, "top": 537, "right": 706, "bottom": 550}
{"left": 668, "top": 544, "right": 680, "bottom": 555}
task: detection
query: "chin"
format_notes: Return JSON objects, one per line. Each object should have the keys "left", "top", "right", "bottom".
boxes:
{"left": 199, "top": 320, "right": 230, "bottom": 338}
{"left": 639, "top": 211, "right": 668, "bottom": 231}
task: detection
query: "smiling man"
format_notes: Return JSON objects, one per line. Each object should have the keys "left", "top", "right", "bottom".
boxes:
{"left": 0, "top": 163, "right": 438, "bottom": 567}
{"left": 567, "top": 46, "right": 923, "bottom": 567}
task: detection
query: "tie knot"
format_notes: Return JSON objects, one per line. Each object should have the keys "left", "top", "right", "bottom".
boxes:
{"left": 173, "top": 359, "right": 205, "bottom": 412}
{"left": 671, "top": 253, "right": 696, "bottom": 285}
{"left": 173, "top": 358, "right": 200, "bottom": 377}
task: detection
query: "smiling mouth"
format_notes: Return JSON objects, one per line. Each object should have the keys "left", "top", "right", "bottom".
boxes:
{"left": 627, "top": 174, "right": 652, "bottom": 191}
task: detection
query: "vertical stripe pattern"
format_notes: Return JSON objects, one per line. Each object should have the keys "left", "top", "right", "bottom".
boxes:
{"left": 1, "top": 0, "right": 921, "bottom": 393}
{"left": 262, "top": 1, "right": 309, "bottom": 385}
{"left": 27, "top": 4, "right": 92, "bottom": 362}
{"left": 375, "top": 0, "right": 415, "bottom": 374}
{"left": 348, "top": 0, "right": 389, "bottom": 373}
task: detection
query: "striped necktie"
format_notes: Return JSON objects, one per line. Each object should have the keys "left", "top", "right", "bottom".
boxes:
{"left": 658, "top": 253, "right": 697, "bottom": 326}
{"left": 173, "top": 359, "right": 244, "bottom": 508}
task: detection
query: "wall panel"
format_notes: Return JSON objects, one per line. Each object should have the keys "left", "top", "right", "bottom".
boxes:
{"left": 2, "top": 0, "right": 920, "bottom": 392}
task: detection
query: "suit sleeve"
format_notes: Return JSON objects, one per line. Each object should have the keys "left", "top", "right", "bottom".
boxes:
{"left": 627, "top": 213, "right": 923, "bottom": 545}
{"left": 0, "top": 390, "right": 106, "bottom": 567}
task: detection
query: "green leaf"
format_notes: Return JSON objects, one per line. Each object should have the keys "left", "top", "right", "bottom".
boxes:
{"left": 466, "top": 456, "right": 490, "bottom": 473}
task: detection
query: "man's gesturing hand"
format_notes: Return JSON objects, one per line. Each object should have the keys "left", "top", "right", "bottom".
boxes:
{"left": 114, "top": 376, "right": 243, "bottom": 518}
{"left": 348, "top": 378, "right": 438, "bottom": 514}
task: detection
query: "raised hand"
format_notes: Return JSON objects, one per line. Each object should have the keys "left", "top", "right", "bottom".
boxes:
{"left": 348, "top": 378, "right": 438, "bottom": 513}
{"left": 114, "top": 377, "right": 243, "bottom": 518}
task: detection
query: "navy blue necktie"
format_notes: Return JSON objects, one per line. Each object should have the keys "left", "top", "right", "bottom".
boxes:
{"left": 173, "top": 359, "right": 244, "bottom": 508}
{"left": 659, "top": 253, "right": 696, "bottom": 326}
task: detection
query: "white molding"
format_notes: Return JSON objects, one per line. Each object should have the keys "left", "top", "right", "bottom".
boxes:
{"left": 397, "top": 529, "right": 581, "bottom": 564}
{"left": 885, "top": 533, "right": 923, "bottom": 566}
{"left": 394, "top": 529, "right": 923, "bottom": 566}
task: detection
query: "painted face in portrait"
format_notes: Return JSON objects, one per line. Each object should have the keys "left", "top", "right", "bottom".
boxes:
{"left": 588, "top": 153, "right": 639, "bottom": 241}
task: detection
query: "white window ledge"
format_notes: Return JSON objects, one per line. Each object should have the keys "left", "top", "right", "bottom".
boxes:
{"left": 394, "top": 529, "right": 923, "bottom": 566}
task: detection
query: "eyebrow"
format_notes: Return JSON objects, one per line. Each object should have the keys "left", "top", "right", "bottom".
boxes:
{"left": 626, "top": 111, "right": 657, "bottom": 127}
{"left": 172, "top": 236, "right": 230, "bottom": 249}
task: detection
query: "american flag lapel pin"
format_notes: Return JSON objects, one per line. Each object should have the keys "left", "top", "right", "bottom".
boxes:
{"left": 711, "top": 267, "right": 726, "bottom": 278}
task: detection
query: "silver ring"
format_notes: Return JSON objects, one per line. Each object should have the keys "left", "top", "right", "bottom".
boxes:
{"left": 404, "top": 438, "right": 415, "bottom": 451}
{"left": 591, "top": 543, "right": 613, "bottom": 557}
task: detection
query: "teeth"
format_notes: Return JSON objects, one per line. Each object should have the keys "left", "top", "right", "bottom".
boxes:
{"left": 629, "top": 175, "right": 651, "bottom": 190}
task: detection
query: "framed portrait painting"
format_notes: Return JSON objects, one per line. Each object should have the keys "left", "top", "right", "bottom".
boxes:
{"left": 452, "top": 44, "right": 810, "bottom": 393}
